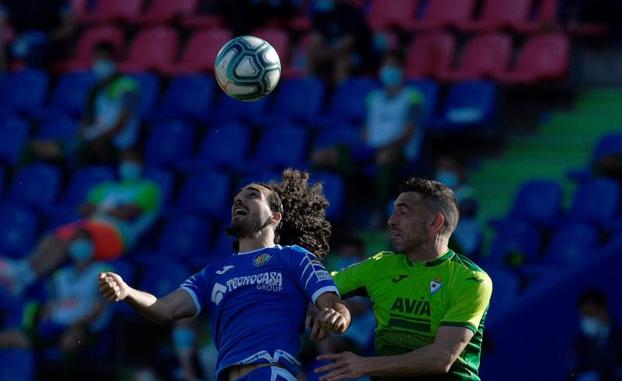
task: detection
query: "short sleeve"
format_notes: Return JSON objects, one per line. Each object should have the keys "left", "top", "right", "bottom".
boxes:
{"left": 332, "top": 253, "right": 382, "bottom": 298}
{"left": 135, "top": 182, "right": 161, "bottom": 212}
{"left": 440, "top": 272, "right": 493, "bottom": 333}
{"left": 179, "top": 268, "right": 211, "bottom": 318}
{"left": 288, "top": 246, "right": 339, "bottom": 306}
{"left": 87, "top": 182, "right": 111, "bottom": 204}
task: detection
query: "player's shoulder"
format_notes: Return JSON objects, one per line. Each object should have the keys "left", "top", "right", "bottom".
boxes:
{"left": 279, "top": 244, "right": 317, "bottom": 258}
{"left": 447, "top": 251, "right": 492, "bottom": 285}
{"left": 351, "top": 251, "right": 402, "bottom": 270}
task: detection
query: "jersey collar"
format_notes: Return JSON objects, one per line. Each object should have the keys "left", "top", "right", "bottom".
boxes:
{"left": 425, "top": 249, "right": 455, "bottom": 267}
{"left": 237, "top": 244, "right": 281, "bottom": 255}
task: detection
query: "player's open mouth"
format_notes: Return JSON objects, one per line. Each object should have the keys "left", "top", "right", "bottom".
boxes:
{"left": 233, "top": 206, "right": 248, "bottom": 217}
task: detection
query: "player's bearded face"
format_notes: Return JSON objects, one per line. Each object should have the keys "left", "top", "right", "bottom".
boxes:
{"left": 388, "top": 193, "right": 430, "bottom": 252}
{"left": 226, "top": 185, "right": 274, "bottom": 238}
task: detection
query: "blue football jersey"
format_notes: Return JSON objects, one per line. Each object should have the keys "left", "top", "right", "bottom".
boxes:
{"left": 180, "top": 245, "right": 339, "bottom": 380}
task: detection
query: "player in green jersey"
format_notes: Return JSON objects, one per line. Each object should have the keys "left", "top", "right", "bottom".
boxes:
{"left": 312, "top": 177, "right": 492, "bottom": 381}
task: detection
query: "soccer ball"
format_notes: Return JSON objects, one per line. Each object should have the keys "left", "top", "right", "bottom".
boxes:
{"left": 214, "top": 36, "right": 281, "bottom": 101}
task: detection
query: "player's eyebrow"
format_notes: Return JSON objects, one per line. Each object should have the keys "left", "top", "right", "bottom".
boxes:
{"left": 394, "top": 202, "right": 411, "bottom": 211}
{"left": 245, "top": 186, "right": 264, "bottom": 196}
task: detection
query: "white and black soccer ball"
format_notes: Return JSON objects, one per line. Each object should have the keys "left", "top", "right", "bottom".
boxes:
{"left": 214, "top": 36, "right": 281, "bottom": 101}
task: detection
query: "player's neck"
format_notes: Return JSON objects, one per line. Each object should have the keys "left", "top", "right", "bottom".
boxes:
{"left": 404, "top": 238, "right": 449, "bottom": 263}
{"left": 238, "top": 231, "right": 276, "bottom": 253}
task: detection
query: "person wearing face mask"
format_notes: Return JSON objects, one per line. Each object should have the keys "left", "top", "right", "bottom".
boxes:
{"left": 0, "top": 149, "right": 161, "bottom": 295}
{"left": 36, "top": 231, "right": 113, "bottom": 371}
{"left": 568, "top": 289, "right": 622, "bottom": 381}
{"left": 77, "top": 41, "right": 140, "bottom": 165}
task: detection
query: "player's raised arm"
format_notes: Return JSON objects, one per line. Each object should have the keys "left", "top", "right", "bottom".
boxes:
{"left": 314, "top": 292, "right": 351, "bottom": 335}
{"left": 98, "top": 272, "right": 197, "bottom": 324}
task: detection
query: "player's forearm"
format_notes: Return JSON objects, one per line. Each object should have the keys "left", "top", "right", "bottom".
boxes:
{"left": 125, "top": 288, "right": 172, "bottom": 324}
{"left": 364, "top": 344, "right": 453, "bottom": 377}
{"left": 333, "top": 302, "right": 351, "bottom": 331}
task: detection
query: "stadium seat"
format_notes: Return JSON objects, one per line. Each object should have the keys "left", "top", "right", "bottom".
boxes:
{"left": 10, "top": 164, "right": 62, "bottom": 211}
{"left": 36, "top": 71, "right": 96, "bottom": 120}
{"left": 439, "top": 33, "right": 513, "bottom": 82}
{"left": 567, "top": 178, "right": 620, "bottom": 229}
{"left": 145, "top": 120, "right": 196, "bottom": 168}
{"left": 542, "top": 223, "right": 599, "bottom": 266}
{"left": 0, "top": 70, "right": 49, "bottom": 114}
{"left": 61, "top": 166, "right": 116, "bottom": 208}
{"left": 139, "top": 259, "right": 191, "bottom": 296}
{"left": 490, "top": 220, "right": 542, "bottom": 265}
{"left": 36, "top": 118, "right": 80, "bottom": 141}
{"left": 412, "top": 0, "right": 476, "bottom": 31}
{"left": 506, "top": 180, "right": 562, "bottom": 227}
{"left": 484, "top": 265, "right": 520, "bottom": 317}
{"left": 162, "top": 28, "right": 232, "bottom": 75}
{"left": 76, "top": 0, "right": 144, "bottom": 24}
{"left": 313, "top": 125, "right": 360, "bottom": 151}
{"left": 496, "top": 34, "right": 570, "bottom": 85}
{"left": 0, "top": 116, "right": 30, "bottom": 166}
{"left": 119, "top": 27, "right": 179, "bottom": 73}
{"left": 176, "top": 171, "right": 231, "bottom": 219}
{"left": 313, "top": 172, "right": 345, "bottom": 219}
{"left": 135, "top": 0, "right": 197, "bottom": 24}
{"left": 265, "top": 77, "right": 325, "bottom": 124}
{"left": 461, "top": 0, "right": 534, "bottom": 32}
{"left": 128, "top": 72, "right": 160, "bottom": 115}
{"left": 407, "top": 79, "right": 440, "bottom": 123}
{"left": 56, "top": 26, "right": 125, "bottom": 71}
{"left": 590, "top": 132, "right": 622, "bottom": 163}
{"left": 311, "top": 77, "right": 378, "bottom": 128}
{"left": 144, "top": 167, "right": 175, "bottom": 207}
{"left": 252, "top": 27, "right": 291, "bottom": 64}
{"left": 0, "top": 206, "right": 39, "bottom": 258}
{"left": 251, "top": 125, "right": 309, "bottom": 169}
{"left": 208, "top": 93, "right": 270, "bottom": 124}
{"left": 434, "top": 81, "right": 497, "bottom": 130}
{"left": 154, "top": 75, "right": 215, "bottom": 122}
{"left": 405, "top": 32, "right": 456, "bottom": 79}
{"left": 368, "top": 0, "right": 420, "bottom": 31}
{"left": 69, "top": 0, "right": 89, "bottom": 19}
{"left": 156, "top": 216, "right": 212, "bottom": 263}
{"left": 182, "top": 123, "right": 251, "bottom": 170}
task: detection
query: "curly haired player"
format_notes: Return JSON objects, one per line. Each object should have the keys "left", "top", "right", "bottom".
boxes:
{"left": 99, "top": 169, "right": 350, "bottom": 381}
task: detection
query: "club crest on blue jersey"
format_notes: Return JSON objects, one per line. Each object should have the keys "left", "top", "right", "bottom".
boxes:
{"left": 254, "top": 253, "right": 272, "bottom": 267}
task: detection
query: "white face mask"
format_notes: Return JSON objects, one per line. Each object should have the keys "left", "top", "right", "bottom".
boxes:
{"left": 435, "top": 170, "right": 460, "bottom": 189}
{"left": 581, "top": 316, "right": 610, "bottom": 338}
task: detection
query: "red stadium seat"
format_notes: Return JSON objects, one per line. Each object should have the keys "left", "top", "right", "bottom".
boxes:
{"left": 496, "top": 34, "right": 569, "bottom": 85}
{"left": 461, "top": 0, "right": 535, "bottom": 32}
{"left": 69, "top": 0, "right": 89, "bottom": 19}
{"left": 439, "top": 33, "right": 512, "bottom": 81}
{"left": 252, "top": 27, "right": 290, "bottom": 64}
{"left": 135, "top": 0, "right": 197, "bottom": 24}
{"left": 412, "top": 0, "right": 476, "bottom": 31}
{"left": 77, "top": 0, "right": 144, "bottom": 24}
{"left": 405, "top": 32, "right": 456, "bottom": 79}
{"left": 56, "top": 26, "right": 125, "bottom": 71}
{"left": 119, "top": 27, "right": 179, "bottom": 73}
{"left": 162, "top": 28, "right": 232, "bottom": 75}
{"left": 368, "top": 0, "right": 420, "bottom": 31}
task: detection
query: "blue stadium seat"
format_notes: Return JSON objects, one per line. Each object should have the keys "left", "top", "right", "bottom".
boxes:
{"left": 251, "top": 125, "right": 309, "bottom": 169}
{"left": 176, "top": 170, "right": 231, "bottom": 219}
{"left": 313, "top": 125, "right": 360, "bottom": 151}
{"left": 0, "top": 167, "right": 5, "bottom": 198}
{"left": 156, "top": 74, "right": 215, "bottom": 122}
{"left": 36, "top": 118, "right": 80, "bottom": 140}
{"left": 0, "top": 206, "right": 39, "bottom": 258}
{"left": 0, "top": 116, "right": 30, "bottom": 166}
{"left": 568, "top": 177, "right": 620, "bottom": 229}
{"left": 212, "top": 233, "right": 236, "bottom": 258}
{"left": 507, "top": 180, "right": 562, "bottom": 227}
{"left": 408, "top": 79, "right": 440, "bottom": 123}
{"left": 10, "top": 163, "right": 62, "bottom": 211}
{"left": 181, "top": 123, "right": 251, "bottom": 170}
{"left": 144, "top": 167, "right": 175, "bottom": 207}
{"left": 139, "top": 259, "right": 191, "bottom": 296}
{"left": 591, "top": 132, "right": 622, "bottom": 162}
{"left": 129, "top": 72, "right": 161, "bottom": 115}
{"left": 157, "top": 216, "right": 212, "bottom": 264}
{"left": 62, "top": 166, "right": 116, "bottom": 207}
{"left": 490, "top": 220, "right": 542, "bottom": 265}
{"left": 266, "top": 77, "right": 325, "bottom": 123}
{"left": 434, "top": 80, "right": 497, "bottom": 130}
{"left": 0, "top": 69, "right": 48, "bottom": 114}
{"left": 311, "top": 77, "right": 378, "bottom": 128}
{"left": 208, "top": 93, "right": 270, "bottom": 124}
{"left": 313, "top": 172, "right": 345, "bottom": 219}
{"left": 542, "top": 223, "right": 599, "bottom": 266}
{"left": 40, "top": 71, "right": 96, "bottom": 119}
{"left": 237, "top": 171, "right": 282, "bottom": 190}
{"left": 484, "top": 265, "right": 521, "bottom": 318}
{"left": 145, "top": 120, "right": 196, "bottom": 168}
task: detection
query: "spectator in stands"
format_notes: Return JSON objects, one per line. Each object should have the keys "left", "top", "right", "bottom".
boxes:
{"left": 0, "top": 149, "right": 161, "bottom": 294}
{"left": 569, "top": 289, "right": 622, "bottom": 381}
{"left": 594, "top": 153, "right": 622, "bottom": 182}
{"left": 221, "top": 0, "right": 296, "bottom": 35}
{"left": 0, "top": 285, "right": 33, "bottom": 381}
{"left": 307, "top": 0, "right": 374, "bottom": 83}
{"left": 312, "top": 50, "right": 425, "bottom": 218}
{"left": 36, "top": 229, "right": 113, "bottom": 356}
{"left": 0, "top": 0, "right": 74, "bottom": 69}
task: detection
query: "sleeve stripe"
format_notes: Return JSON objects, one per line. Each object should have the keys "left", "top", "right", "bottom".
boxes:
{"left": 440, "top": 321, "right": 478, "bottom": 334}
{"left": 311, "top": 286, "right": 339, "bottom": 306}
{"left": 180, "top": 287, "right": 201, "bottom": 317}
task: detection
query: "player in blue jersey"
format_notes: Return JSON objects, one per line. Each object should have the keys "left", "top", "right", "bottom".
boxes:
{"left": 98, "top": 169, "right": 351, "bottom": 380}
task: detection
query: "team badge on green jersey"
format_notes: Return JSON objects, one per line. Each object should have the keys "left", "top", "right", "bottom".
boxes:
{"left": 430, "top": 279, "right": 443, "bottom": 295}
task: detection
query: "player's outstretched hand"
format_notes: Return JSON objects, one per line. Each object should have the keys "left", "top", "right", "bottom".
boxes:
{"left": 99, "top": 272, "right": 130, "bottom": 302}
{"left": 315, "top": 352, "right": 368, "bottom": 381}
{"left": 316, "top": 307, "right": 348, "bottom": 335}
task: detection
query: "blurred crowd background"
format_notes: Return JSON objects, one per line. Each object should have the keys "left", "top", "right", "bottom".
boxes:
{"left": 0, "top": 0, "right": 621, "bottom": 380}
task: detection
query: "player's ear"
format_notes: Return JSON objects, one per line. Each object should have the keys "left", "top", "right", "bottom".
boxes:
{"left": 430, "top": 213, "right": 445, "bottom": 234}
{"left": 271, "top": 211, "right": 282, "bottom": 227}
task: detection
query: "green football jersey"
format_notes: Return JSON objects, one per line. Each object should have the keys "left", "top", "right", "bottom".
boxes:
{"left": 332, "top": 250, "right": 492, "bottom": 381}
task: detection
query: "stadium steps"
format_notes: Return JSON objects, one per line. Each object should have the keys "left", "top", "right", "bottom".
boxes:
{"left": 470, "top": 88, "right": 622, "bottom": 257}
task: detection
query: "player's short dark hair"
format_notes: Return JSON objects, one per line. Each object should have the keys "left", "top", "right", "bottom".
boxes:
{"left": 94, "top": 41, "right": 117, "bottom": 57}
{"left": 399, "top": 177, "right": 459, "bottom": 235}
{"left": 260, "top": 169, "right": 332, "bottom": 259}
{"left": 578, "top": 288, "right": 608, "bottom": 308}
